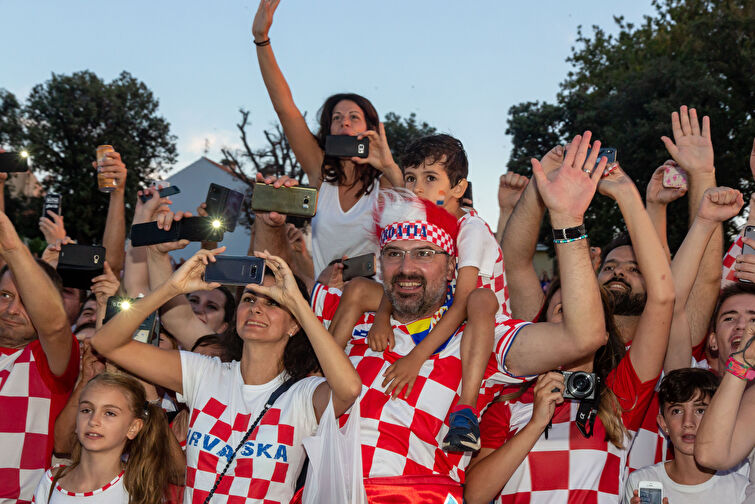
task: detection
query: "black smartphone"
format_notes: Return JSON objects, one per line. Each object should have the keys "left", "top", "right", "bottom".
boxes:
{"left": 178, "top": 216, "right": 225, "bottom": 242}
{"left": 204, "top": 256, "right": 266, "bottom": 286}
{"left": 461, "top": 181, "right": 473, "bottom": 207}
{"left": 585, "top": 147, "right": 617, "bottom": 168}
{"left": 325, "top": 135, "right": 369, "bottom": 158}
{"left": 205, "top": 183, "right": 244, "bottom": 232}
{"left": 139, "top": 185, "right": 181, "bottom": 203}
{"left": 251, "top": 184, "right": 318, "bottom": 218}
{"left": 130, "top": 221, "right": 181, "bottom": 247}
{"left": 103, "top": 296, "right": 159, "bottom": 345}
{"left": 56, "top": 244, "right": 106, "bottom": 290}
{"left": 43, "top": 193, "right": 62, "bottom": 220}
{"left": 0, "top": 152, "right": 29, "bottom": 172}
{"left": 342, "top": 253, "right": 376, "bottom": 281}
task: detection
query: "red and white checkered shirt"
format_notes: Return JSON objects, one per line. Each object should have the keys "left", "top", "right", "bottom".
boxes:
{"left": 458, "top": 209, "right": 511, "bottom": 317}
{"left": 722, "top": 234, "right": 744, "bottom": 285}
{"left": 480, "top": 354, "right": 657, "bottom": 503}
{"left": 311, "top": 282, "right": 530, "bottom": 483}
{"left": 178, "top": 351, "right": 324, "bottom": 504}
{"left": 0, "top": 337, "right": 79, "bottom": 504}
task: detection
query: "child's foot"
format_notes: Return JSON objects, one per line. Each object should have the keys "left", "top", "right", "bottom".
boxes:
{"left": 442, "top": 407, "right": 480, "bottom": 452}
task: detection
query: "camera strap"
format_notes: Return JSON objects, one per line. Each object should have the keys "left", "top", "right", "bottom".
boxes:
{"left": 202, "top": 376, "right": 298, "bottom": 504}
{"left": 575, "top": 377, "right": 601, "bottom": 439}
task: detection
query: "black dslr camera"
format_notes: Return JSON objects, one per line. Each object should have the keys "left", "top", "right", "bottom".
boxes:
{"left": 561, "top": 371, "right": 598, "bottom": 401}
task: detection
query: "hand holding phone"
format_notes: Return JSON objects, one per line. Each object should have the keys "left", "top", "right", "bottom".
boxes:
{"left": 56, "top": 244, "right": 106, "bottom": 290}
{"left": 204, "top": 255, "right": 265, "bottom": 286}
{"left": 205, "top": 183, "right": 244, "bottom": 232}
{"left": 43, "top": 194, "right": 62, "bottom": 221}
{"left": 140, "top": 185, "right": 181, "bottom": 202}
{"left": 342, "top": 253, "right": 376, "bottom": 281}
{"left": 638, "top": 481, "right": 663, "bottom": 504}
{"left": 251, "top": 183, "right": 318, "bottom": 218}
{"left": 662, "top": 164, "right": 688, "bottom": 189}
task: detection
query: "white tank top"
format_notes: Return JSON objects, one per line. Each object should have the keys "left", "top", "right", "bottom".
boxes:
{"left": 311, "top": 181, "right": 380, "bottom": 278}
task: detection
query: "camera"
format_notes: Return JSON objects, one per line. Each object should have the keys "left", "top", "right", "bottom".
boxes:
{"left": 561, "top": 371, "right": 597, "bottom": 401}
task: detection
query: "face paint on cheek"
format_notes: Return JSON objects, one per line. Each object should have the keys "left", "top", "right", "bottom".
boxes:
{"left": 436, "top": 190, "right": 445, "bottom": 206}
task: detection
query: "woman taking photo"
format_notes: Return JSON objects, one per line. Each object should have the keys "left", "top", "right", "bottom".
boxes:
{"left": 91, "top": 248, "right": 362, "bottom": 503}
{"left": 252, "top": 0, "right": 403, "bottom": 277}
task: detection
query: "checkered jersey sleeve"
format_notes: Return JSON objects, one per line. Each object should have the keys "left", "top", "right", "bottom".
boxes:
{"left": 722, "top": 233, "right": 744, "bottom": 284}
{"left": 480, "top": 401, "right": 514, "bottom": 449}
{"left": 178, "top": 350, "right": 228, "bottom": 409}
{"left": 310, "top": 282, "right": 343, "bottom": 327}
{"left": 604, "top": 354, "right": 658, "bottom": 432}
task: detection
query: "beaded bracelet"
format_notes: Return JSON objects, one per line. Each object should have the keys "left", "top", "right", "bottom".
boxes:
{"left": 725, "top": 356, "right": 755, "bottom": 381}
{"left": 254, "top": 38, "right": 271, "bottom": 47}
{"left": 554, "top": 234, "right": 588, "bottom": 245}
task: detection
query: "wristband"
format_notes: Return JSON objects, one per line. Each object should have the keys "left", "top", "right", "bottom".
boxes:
{"left": 254, "top": 38, "right": 271, "bottom": 47}
{"left": 552, "top": 224, "right": 586, "bottom": 242}
{"left": 554, "top": 234, "right": 588, "bottom": 245}
{"left": 725, "top": 357, "right": 755, "bottom": 381}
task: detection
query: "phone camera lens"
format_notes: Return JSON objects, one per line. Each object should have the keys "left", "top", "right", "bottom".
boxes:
{"left": 250, "top": 265, "right": 257, "bottom": 276}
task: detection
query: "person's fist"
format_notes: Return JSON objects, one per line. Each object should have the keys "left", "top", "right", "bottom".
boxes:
{"left": 498, "top": 172, "right": 529, "bottom": 211}
{"left": 697, "top": 187, "right": 744, "bottom": 224}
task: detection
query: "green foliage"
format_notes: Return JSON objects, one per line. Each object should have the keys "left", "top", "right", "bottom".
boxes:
{"left": 2, "top": 70, "right": 177, "bottom": 242}
{"left": 382, "top": 111, "right": 438, "bottom": 166}
{"left": 506, "top": 0, "right": 755, "bottom": 251}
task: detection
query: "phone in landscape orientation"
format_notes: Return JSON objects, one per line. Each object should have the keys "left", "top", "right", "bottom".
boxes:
{"left": 638, "top": 481, "right": 663, "bottom": 504}
{"left": 325, "top": 135, "right": 369, "bottom": 158}
{"left": 342, "top": 253, "right": 376, "bottom": 281}
{"left": 129, "top": 221, "right": 182, "bottom": 247}
{"left": 461, "top": 181, "right": 473, "bottom": 207}
{"left": 204, "top": 255, "right": 266, "bottom": 286}
{"left": 205, "top": 183, "right": 244, "bottom": 232}
{"left": 42, "top": 193, "right": 62, "bottom": 220}
{"left": 662, "top": 164, "right": 688, "bottom": 189}
{"left": 103, "top": 296, "right": 159, "bottom": 345}
{"left": 251, "top": 183, "right": 319, "bottom": 218}
{"left": 130, "top": 217, "right": 224, "bottom": 246}
{"left": 56, "top": 244, "right": 106, "bottom": 290}
{"left": 178, "top": 216, "right": 225, "bottom": 242}
{"left": 0, "top": 151, "right": 30, "bottom": 172}
{"left": 139, "top": 185, "right": 181, "bottom": 203}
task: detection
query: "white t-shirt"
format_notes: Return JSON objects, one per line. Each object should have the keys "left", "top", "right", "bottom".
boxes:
{"left": 745, "top": 448, "right": 755, "bottom": 504}
{"left": 310, "top": 181, "right": 381, "bottom": 278}
{"left": 623, "top": 462, "right": 747, "bottom": 504}
{"left": 178, "top": 351, "right": 325, "bottom": 504}
{"left": 32, "top": 466, "right": 128, "bottom": 503}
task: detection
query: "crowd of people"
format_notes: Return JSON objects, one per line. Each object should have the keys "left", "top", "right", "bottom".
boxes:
{"left": 2, "top": 1, "right": 755, "bottom": 503}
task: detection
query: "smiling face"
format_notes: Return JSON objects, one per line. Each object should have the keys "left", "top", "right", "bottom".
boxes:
{"left": 235, "top": 275, "right": 300, "bottom": 345}
{"left": 658, "top": 391, "right": 710, "bottom": 457}
{"left": 188, "top": 289, "right": 229, "bottom": 333}
{"left": 76, "top": 382, "right": 142, "bottom": 454}
{"left": 75, "top": 298, "right": 98, "bottom": 329}
{"left": 329, "top": 99, "right": 368, "bottom": 137}
{"left": 710, "top": 293, "right": 755, "bottom": 368}
{"left": 597, "top": 245, "right": 647, "bottom": 316}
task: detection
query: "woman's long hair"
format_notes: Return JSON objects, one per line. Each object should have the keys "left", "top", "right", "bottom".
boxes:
{"left": 50, "top": 373, "right": 172, "bottom": 504}
{"left": 315, "top": 93, "right": 381, "bottom": 198}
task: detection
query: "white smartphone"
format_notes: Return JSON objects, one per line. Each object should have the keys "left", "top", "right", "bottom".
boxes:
{"left": 638, "top": 481, "right": 663, "bottom": 504}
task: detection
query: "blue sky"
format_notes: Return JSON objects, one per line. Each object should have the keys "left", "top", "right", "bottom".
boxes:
{"left": 3, "top": 0, "right": 656, "bottom": 225}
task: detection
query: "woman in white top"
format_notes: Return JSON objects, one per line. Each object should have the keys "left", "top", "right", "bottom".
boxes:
{"left": 252, "top": 0, "right": 404, "bottom": 277}
{"left": 91, "top": 249, "right": 362, "bottom": 503}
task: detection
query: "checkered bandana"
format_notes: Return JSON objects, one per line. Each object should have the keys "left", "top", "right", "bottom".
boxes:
{"left": 379, "top": 221, "right": 455, "bottom": 256}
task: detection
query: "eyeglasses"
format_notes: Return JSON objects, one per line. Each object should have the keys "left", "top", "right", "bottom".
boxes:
{"left": 381, "top": 247, "right": 449, "bottom": 263}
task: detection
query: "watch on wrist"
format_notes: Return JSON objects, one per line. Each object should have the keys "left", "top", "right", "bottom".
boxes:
{"left": 552, "top": 224, "right": 586, "bottom": 242}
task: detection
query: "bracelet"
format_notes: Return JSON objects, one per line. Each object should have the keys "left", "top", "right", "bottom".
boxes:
{"left": 554, "top": 234, "right": 588, "bottom": 245}
{"left": 725, "top": 357, "right": 755, "bottom": 381}
{"left": 552, "top": 224, "right": 586, "bottom": 242}
{"left": 254, "top": 38, "right": 271, "bottom": 47}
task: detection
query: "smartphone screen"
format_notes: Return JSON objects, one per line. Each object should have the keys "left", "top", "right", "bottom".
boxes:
{"left": 639, "top": 488, "right": 662, "bottom": 504}
{"left": 43, "top": 193, "right": 62, "bottom": 220}
{"left": 204, "top": 256, "right": 265, "bottom": 286}
{"left": 140, "top": 185, "right": 181, "bottom": 202}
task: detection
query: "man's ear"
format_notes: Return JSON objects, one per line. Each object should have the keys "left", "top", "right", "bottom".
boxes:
{"left": 450, "top": 179, "right": 468, "bottom": 199}
{"left": 657, "top": 412, "right": 668, "bottom": 437}
{"left": 708, "top": 330, "right": 718, "bottom": 352}
{"left": 446, "top": 256, "right": 456, "bottom": 282}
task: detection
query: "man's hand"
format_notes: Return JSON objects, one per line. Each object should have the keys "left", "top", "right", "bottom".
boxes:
{"left": 597, "top": 163, "right": 639, "bottom": 202}
{"left": 91, "top": 262, "right": 121, "bottom": 306}
{"left": 133, "top": 187, "right": 173, "bottom": 225}
{"left": 316, "top": 260, "right": 344, "bottom": 290}
{"left": 254, "top": 173, "right": 293, "bottom": 226}
{"left": 660, "top": 105, "right": 714, "bottom": 176}
{"left": 697, "top": 187, "right": 744, "bottom": 224}
{"left": 0, "top": 210, "right": 24, "bottom": 255}
{"left": 381, "top": 352, "right": 425, "bottom": 400}
{"left": 646, "top": 161, "right": 687, "bottom": 205}
{"left": 498, "top": 172, "right": 529, "bottom": 211}
{"left": 41, "top": 236, "right": 75, "bottom": 267}
{"left": 39, "top": 211, "right": 67, "bottom": 244}
{"left": 93, "top": 150, "right": 127, "bottom": 193}
{"left": 79, "top": 341, "right": 105, "bottom": 384}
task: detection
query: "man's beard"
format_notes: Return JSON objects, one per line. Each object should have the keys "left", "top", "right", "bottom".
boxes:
{"left": 604, "top": 277, "right": 647, "bottom": 316}
{"left": 384, "top": 273, "right": 447, "bottom": 320}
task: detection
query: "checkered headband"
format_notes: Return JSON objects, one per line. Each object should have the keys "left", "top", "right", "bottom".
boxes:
{"left": 374, "top": 189, "right": 458, "bottom": 256}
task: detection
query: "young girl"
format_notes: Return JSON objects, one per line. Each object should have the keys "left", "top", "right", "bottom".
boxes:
{"left": 33, "top": 373, "right": 174, "bottom": 504}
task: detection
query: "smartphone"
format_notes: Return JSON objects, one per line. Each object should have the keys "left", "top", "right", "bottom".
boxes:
{"left": 56, "top": 244, "right": 106, "bottom": 290}
{"left": 204, "top": 256, "right": 266, "bottom": 286}
{"left": 251, "top": 183, "right": 318, "bottom": 218}
{"left": 205, "top": 183, "right": 244, "bottom": 232}
{"left": 638, "top": 481, "right": 663, "bottom": 504}
{"left": 662, "top": 164, "right": 688, "bottom": 189}
{"left": 103, "top": 296, "right": 159, "bottom": 345}
{"left": 178, "top": 216, "right": 225, "bottom": 242}
{"left": 42, "top": 193, "right": 62, "bottom": 220}
{"left": 129, "top": 221, "right": 181, "bottom": 247}
{"left": 139, "top": 185, "right": 181, "bottom": 203}
{"left": 325, "top": 135, "right": 369, "bottom": 158}
{"left": 342, "top": 253, "right": 376, "bottom": 281}
{"left": 461, "top": 181, "right": 473, "bottom": 207}
{"left": 0, "top": 152, "right": 30, "bottom": 172}
{"left": 583, "top": 147, "right": 617, "bottom": 167}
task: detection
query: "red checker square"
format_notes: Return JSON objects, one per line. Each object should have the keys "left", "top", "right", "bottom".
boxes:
{"left": 598, "top": 452, "right": 621, "bottom": 494}
{"left": 409, "top": 408, "right": 443, "bottom": 445}
{"left": 724, "top": 254, "right": 736, "bottom": 267}
{"left": 234, "top": 457, "right": 254, "bottom": 478}
{"left": 201, "top": 398, "right": 227, "bottom": 418}
{"left": 260, "top": 408, "right": 281, "bottom": 426}
{"left": 215, "top": 473, "right": 234, "bottom": 495}
{"left": 208, "top": 420, "right": 232, "bottom": 441}
{"left": 348, "top": 342, "right": 369, "bottom": 358}
{"left": 191, "top": 488, "right": 210, "bottom": 503}
{"left": 403, "top": 375, "right": 427, "bottom": 407}
{"left": 0, "top": 468, "right": 20, "bottom": 495}
{"left": 426, "top": 356, "right": 462, "bottom": 390}
{"left": 569, "top": 421, "right": 607, "bottom": 451}
{"left": 360, "top": 388, "right": 389, "bottom": 420}
{"left": 528, "top": 450, "right": 569, "bottom": 491}
{"left": 271, "top": 461, "right": 288, "bottom": 483}
{"left": 355, "top": 355, "right": 387, "bottom": 388}
{"left": 403, "top": 456, "right": 433, "bottom": 476}
{"left": 277, "top": 423, "right": 294, "bottom": 445}
{"left": 432, "top": 447, "right": 456, "bottom": 476}
{"left": 247, "top": 478, "right": 271, "bottom": 499}
{"left": 232, "top": 412, "right": 251, "bottom": 431}
{"left": 0, "top": 396, "right": 28, "bottom": 431}
{"left": 338, "top": 412, "right": 350, "bottom": 429}
{"left": 0, "top": 369, "right": 9, "bottom": 388}
{"left": 189, "top": 408, "right": 201, "bottom": 427}
{"left": 185, "top": 467, "right": 196, "bottom": 487}
{"left": 27, "top": 367, "right": 50, "bottom": 398}
{"left": 227, "top": 496, "right": 248, "bottom": 504}
{"left": 19, "top": 433, "right": 47, "bottom": 469}
{"left": 263, "top": 500, "right": 282, "bottom": 504}
{"left": 375, "top": 421, "right": 411, "bottom": 457}
{"left": 568, "top": 489, "right": 598, "bottom": 503}
{"left": 494, "top": 274, "right": 504, "bottom": 291}
{"left": 197, "top": 450, "right": 220, "bottom": 472}
{"left": 361, "top": 444, "right": 376, "bottom": 476}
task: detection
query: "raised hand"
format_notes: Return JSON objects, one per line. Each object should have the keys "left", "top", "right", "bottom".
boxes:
{"left": 660, "top": 105, "right": 714, "bottom": 176}
{"left": 381, "top": 352, "right": 424, "bottom": 400}
{"left": 41, "top": 236, "right": 75, "bottom": 267}
{"left": 0, "top": 210, "right": 23, "bottom": 255}
{"left": 498, "top": 172, "right": 529, "bottom": 211}
{"left": 597, "top": 163, "right": 639, "bottom": 201}
{"left": 530, "top": 132, "right": 606, "bottom": 226}
{"left": 252, "top": 0, "right": 281, "bottom": 42}
{"left": 91, "top": 262, "right": 121, "bottom": 306}
{"left": 353, "top": 123, "right": 401, "bottom": 180}
{"left": 529, "top": 372, "right": 565, "bottom": 429}
{"left": 246, "top": 250, "right": 302, "bottom": 310}
{"left": 697, "top": 187, "right": 744, "bottom": 224}
{"left": 539, "top": 145, "right": 565, "bottom": 175}
{"left": 167, "top": 247, "right": 224, "bottom": 295}
{"left": 39, "top": 211, "right": 67, "bottom": 244}
{"left": 133, "top": 187, "right": 173, "bottom": 225}
{"left": 92, "top": 150, "right": 127, "bottom": 192}
{"left": 254, "top": 173, "right": 293, "bottom": 226}
{"left": 646, "top": 161, "right": 688, "bottom": 205}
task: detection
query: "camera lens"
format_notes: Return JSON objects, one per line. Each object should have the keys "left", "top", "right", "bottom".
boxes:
{"left": 567, "top": 372, "right": 594, "bottom": 399}
{"left": 250, "top": 265, "right": 257, "bottom": 276}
